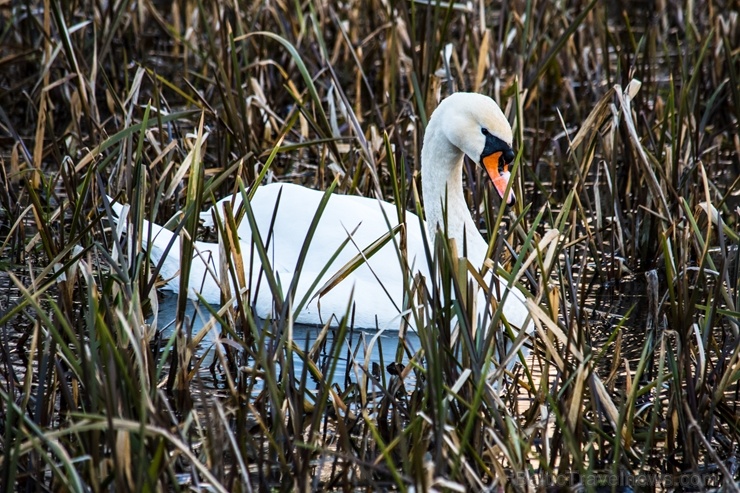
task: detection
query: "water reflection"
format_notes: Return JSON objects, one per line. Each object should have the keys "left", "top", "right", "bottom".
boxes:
{"left": 154, "top": 292, "right": 420, "bottom": 389}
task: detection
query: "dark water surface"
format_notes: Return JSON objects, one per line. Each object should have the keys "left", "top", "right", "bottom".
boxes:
{"left": 152, "top": 267, "right": 657, "bottom": 396}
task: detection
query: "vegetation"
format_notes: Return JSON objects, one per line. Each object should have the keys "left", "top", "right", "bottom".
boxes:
{"left": 0, "top": 0, "right": 738, "bottom": 491}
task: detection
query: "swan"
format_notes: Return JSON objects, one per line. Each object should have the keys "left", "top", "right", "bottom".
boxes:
{"left": 109, "top": 92, "right": 531, "bottom": 339}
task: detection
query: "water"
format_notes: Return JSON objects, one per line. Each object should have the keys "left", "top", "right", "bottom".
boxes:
{"left": 154, "top": 292, "right": 421, "bottom": 390}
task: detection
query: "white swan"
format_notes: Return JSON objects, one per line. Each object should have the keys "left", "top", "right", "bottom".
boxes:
{"left": 110, "top": 92, "right": 531, "bottom": 338}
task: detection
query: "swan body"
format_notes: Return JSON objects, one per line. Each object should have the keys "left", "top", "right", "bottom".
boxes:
{"left": 111, "top": 93, "right": 531, "bottom": 337}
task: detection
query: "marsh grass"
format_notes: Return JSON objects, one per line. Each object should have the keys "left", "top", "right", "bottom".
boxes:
{"left": 0, "top": 0, "right": 739, "bottom": 491}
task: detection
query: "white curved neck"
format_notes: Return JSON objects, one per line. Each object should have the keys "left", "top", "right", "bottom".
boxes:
{"left": 421, "top": 119, "right": 487, "bottom": 265}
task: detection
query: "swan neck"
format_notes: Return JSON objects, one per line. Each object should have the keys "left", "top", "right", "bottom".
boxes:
{"left": 421, "top": 154, "right": 466, "bottom": 231}
{"left": 421, "top": 120, "right": 483, "bottom": 259}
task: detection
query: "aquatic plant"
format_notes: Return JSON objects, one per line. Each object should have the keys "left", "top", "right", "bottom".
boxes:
{"left": 0, "top": 0, "right": 737, "bottom": 490}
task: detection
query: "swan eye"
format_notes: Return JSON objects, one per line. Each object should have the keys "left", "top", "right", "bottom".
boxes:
{"left": 481, "top": 128, "right": 490, "bottom": 136}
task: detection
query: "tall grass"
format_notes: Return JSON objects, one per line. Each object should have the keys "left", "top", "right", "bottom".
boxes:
{"left": 0, "top": 0, "right": 738, "bottom": 490}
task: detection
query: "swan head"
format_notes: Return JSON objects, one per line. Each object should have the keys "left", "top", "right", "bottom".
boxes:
{"left": 433, "top": 93, "right": 517, "bottom": 205}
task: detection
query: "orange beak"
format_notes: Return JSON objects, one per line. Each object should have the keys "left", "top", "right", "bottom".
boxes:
{"left": 482, "top": 152, "right": 515, "bottom": 205}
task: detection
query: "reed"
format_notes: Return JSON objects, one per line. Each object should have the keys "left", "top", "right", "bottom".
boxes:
{"left": 0, "top": 0, "right": 737, "bottom": 490}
